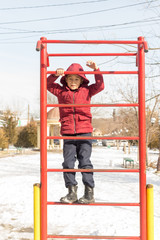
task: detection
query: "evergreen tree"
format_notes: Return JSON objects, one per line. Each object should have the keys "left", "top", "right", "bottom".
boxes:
{"left": 1, "top": 110, "right": 18, "bottom": 145}
{"left": 15, "top": 122, "right": 37, "bottom": 148}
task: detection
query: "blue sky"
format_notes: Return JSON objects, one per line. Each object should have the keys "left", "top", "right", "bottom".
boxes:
{"left": 0, "top": 0, "right": 159, "bottom": 117}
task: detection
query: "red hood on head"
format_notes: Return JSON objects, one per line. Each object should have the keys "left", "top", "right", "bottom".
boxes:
{"left": 60, "top": 63, "right": 89, "bottom": 86}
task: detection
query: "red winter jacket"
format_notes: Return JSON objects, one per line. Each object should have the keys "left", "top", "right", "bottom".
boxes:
{"left": 47, "top": 63, "right": 104, "bottom": 135}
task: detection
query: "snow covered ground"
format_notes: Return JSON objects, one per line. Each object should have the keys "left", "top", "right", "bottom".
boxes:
{"left": 0, "top": 147, "right": 159, "bottom": 240}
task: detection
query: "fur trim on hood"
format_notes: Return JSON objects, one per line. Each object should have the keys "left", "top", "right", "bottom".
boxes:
{"left": 60, "top": 63, "right": 89, "bottom": 85}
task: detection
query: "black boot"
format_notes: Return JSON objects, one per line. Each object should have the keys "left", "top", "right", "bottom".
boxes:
{"left": 78, "top": 185, "right": 95, "bottom": 204}
{"left": 60, "top": 185, "right": 78, "bottom": 203}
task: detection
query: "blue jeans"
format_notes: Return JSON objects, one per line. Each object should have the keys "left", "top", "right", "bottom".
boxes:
{"left": 62, "top": 133, "right": 95, "bottom": 188}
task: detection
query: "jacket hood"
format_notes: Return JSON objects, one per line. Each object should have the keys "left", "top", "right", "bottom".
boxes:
{"left": 60, "top": 63, "right": 89, "bottom": 86}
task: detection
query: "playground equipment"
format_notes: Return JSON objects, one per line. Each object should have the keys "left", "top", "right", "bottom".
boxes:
{"left": 146, "top": 184, "right": 154, "bottom": 240}
{"left": 123, "top": 157, "right": 134, "bottom": 168}
{"left": 33, "top": 184, "right": 40, "bottom": 240}
{"left": 34, "top": 37, "right": 154, "bottom": 240}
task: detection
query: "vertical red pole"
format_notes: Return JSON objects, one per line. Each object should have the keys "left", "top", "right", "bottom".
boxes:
{"left": 138, "top": 36, "right": 147, "bottom": 240}
{"left": 40, "top": 37, "right": 48, "bottom": 240}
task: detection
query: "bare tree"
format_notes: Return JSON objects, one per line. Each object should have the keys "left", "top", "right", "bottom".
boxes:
{"left": 109, "top": 78, "right": 160, "bottom": 166}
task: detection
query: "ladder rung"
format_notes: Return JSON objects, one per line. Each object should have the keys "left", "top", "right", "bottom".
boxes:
{"left": 42, "top": 39, "right": 143, "bottom": 44}
{"left": 46, "top": 103, "right": 139, "bottom": 107}
{"left": 47, "top": 234, "right": 140, "bottom": 239}
{"left": 47, "top": 202, "right": 140, "bottom": 207}
{"left": 47, "top": 168, "right": 139, "bottom": 173}
{"left": 47, "top": 70, "right": 138, "bottom": 75}
{"left": 48, "top": 53, "right": 137, "bottom": 57}
{"left": 47, "top": 136, "right": 139, "bottom": 140}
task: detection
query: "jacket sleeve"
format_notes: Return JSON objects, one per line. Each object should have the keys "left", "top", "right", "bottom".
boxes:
{"left": 47, "top": 74, "right": 62, "bottom": 97}
{"left": 88, "top": 68, "right": 104, "bottom": 97}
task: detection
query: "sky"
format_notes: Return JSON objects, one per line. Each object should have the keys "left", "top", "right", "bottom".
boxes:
{"left": 0, "top": 0, "right": 160, "bottom": 118}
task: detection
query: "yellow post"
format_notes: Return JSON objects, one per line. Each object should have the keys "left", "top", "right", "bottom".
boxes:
{"left": 146, "top": 184, "right": 154, "bottom": 240}
{"left": 34, "top": 183, "right": 41, "bottom": 240}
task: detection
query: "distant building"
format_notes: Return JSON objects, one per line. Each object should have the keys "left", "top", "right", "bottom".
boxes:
{"left": 36, "top": 107, "right": 62, "bottom": 150}
{"left": 0, "top": 110, "right": 5, "bottom": 127}
{"left": 17, "top": 119, "right": 28, "bottom": 127}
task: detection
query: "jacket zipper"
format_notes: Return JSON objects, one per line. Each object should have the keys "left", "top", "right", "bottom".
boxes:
{"left": 73, "top": 91, "right": 76, "bottom": 133}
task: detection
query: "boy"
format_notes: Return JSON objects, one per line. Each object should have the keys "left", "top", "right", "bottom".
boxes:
{"left": 47, "top": 61, "right": 104, "bottom": 203}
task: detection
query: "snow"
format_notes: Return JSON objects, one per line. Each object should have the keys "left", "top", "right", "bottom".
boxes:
{"left": 0, "top": 147, "right": 160, "bottom": 240}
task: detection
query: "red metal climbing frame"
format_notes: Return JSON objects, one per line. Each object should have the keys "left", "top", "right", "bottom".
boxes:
{"left": 36, "top": 37, "right": 148, "bottom": 240}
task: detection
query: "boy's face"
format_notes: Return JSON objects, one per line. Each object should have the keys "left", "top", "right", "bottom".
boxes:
{"left": 65, "top": 74, "right": 83, "bottom": 90}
